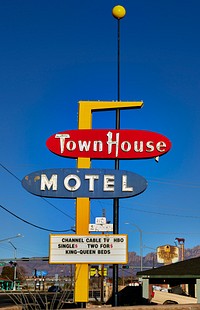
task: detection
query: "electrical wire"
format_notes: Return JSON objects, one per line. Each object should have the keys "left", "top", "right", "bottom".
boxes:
{"left": 2, "top": 162, "right": 200, "bottom": 223}
{"left": 121, "top": 205, "right": 200, "bottom": 219}
{"left": 147, "top": 178, "right": 200, "bottom": 188}
{"left": 0, "top": 163, "right": 74, "bottom": 221}
{"left": 0, "top": 204, "right": 73, "bottom": 232}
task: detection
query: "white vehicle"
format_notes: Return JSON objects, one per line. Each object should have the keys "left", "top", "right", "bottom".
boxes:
{"left": 151, "top": 287, "right": 197, "bottom": 305}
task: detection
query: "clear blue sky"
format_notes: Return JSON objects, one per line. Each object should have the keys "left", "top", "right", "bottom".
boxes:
{"left": 0, "top": 0, "right": 200, "bottom": 260}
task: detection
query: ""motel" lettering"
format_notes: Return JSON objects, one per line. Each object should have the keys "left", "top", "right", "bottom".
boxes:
{"left": 22, "top": 168, "right": 147, "bottom": 199}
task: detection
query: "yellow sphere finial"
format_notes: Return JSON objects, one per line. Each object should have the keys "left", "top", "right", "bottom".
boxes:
{"left": 112, "top": 5, "right": 126, "bottom": 19}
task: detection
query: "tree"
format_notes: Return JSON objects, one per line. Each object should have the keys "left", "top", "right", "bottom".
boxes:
{"left": 1, "top": 264, "right": 26, "bottom": 282}
{"left": 1, "top": 266, "right": 13, "bottom": 281}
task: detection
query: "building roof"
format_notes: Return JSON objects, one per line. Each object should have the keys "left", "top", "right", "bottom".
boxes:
{"left": 0, "top": 278, "right": 12, "bottom": 282}
{"left": 137, "top": 256, "right": 200, "bottom": 279}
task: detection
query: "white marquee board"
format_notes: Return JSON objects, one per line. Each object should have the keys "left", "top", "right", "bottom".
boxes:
{"left": 49, "top": 234, "right": 128, "bottom": 264}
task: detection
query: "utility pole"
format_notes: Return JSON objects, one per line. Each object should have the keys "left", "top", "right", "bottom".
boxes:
{"left": 112, "top": 5, "right": 126, "bottom": 307}
{"left": 100, "top": 209, "right": 106, "bottom": 303}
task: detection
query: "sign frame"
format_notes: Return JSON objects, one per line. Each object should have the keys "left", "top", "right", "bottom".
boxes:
{"left": 49, "top": 234, "right": 128, "bottom": 264}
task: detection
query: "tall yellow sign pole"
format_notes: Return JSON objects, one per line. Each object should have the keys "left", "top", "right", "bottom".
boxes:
{"left": 74, "top": 100, "right": 143, "bottom": 304}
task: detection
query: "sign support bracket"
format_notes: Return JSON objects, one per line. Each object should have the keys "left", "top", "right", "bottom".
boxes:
{"left": 74, "top": 100, "right": 143, "bottom": 305}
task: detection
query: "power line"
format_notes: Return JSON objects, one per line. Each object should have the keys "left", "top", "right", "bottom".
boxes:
{"left": 95, "top": 201, "right": 200, "bottom": 220}
{"left": 148, "top": 178, "right": 200, "bottom": 188}
{"left": 0, "top": 204, "right": 73, "bottom": 232}
{"left": 143, "top": 231, "right": 200, "bottom": 235}
{"left": 0, "top": 163, "right": 74, "bottom": 221}
{"left": 121, "top": 205, "right": 200, "bottom": 219}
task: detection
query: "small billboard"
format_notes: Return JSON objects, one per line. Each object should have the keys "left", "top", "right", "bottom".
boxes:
{"left": 157, "top": 244, "right": 179, "bottom": 264}
{"left": 49, "top": 234, "right": 128, "bottom": 264}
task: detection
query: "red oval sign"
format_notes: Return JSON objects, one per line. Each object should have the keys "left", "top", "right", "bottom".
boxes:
{"left": 46, "top": 129, "right": 171, "bottom": 159}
